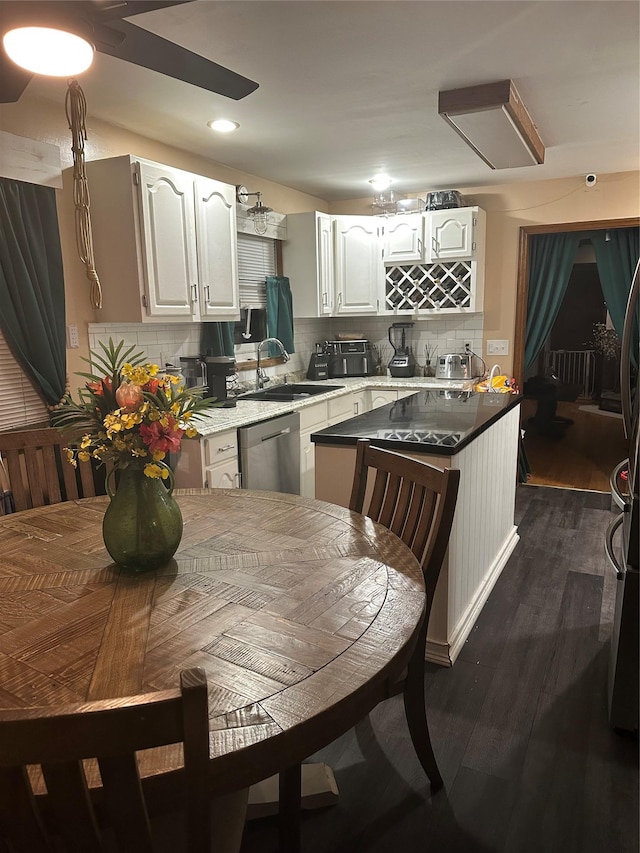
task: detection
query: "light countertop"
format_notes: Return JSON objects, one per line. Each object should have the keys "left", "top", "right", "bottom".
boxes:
{"left": 191, "top": 376, "right": 472, "bottom": 437}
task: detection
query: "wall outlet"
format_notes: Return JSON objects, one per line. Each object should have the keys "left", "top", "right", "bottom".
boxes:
{"left": 487, "top": 339, "right": 509, "bottom": 356}
{"left": 66, "top": 324, "right": 79, "bottom": 349}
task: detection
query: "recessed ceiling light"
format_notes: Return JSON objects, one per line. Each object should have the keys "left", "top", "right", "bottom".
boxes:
{"left": 368, "top": 173, "right": 393, "bottom": 191}
{"left": 207, "top": 119, "right": 240, "bottom": 133}
{"left": 3, "top": 27, "right": 94, "bottom": 76}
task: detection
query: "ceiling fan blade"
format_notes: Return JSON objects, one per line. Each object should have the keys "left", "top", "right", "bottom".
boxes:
{"left": 0, "top": 52, "right": 33, "bottom": 103}
{"left": 92, "top": 1, "right": 196, "bottom": 23}
{"left": 96, "top": 18, "right": 258, "bottom": 100}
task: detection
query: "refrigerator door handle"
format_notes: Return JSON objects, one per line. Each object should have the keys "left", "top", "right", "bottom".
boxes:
{"left": 620, "top": 258, "right": 639, "bottom": 440}
{"left": 604, "top": 512, "right": 626, "bottom": 578}
{"left": 610, "top": 459, "right": 629, "bottom": 510}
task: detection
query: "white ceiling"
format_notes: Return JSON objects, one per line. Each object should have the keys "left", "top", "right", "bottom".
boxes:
{"left": 26, "top": 0, "right": 640, "bottom": 201}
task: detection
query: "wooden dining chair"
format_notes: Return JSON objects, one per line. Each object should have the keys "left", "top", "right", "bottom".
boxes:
{"left": 0, "top": 427, "right": 95, "bottom": 512}
{"left": 0, "top": 668, "right": 212, "bottom": 853}
{"left": 278, "top": 441, "right": 460, "bottom": 851}
{"left": 348, "top": 438, "right": 460, "bottom": 790}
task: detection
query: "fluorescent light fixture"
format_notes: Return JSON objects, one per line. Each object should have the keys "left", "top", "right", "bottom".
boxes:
{"left": 369, "top": 173, "right": 393, "bottom": 191}
{"left": 438, "top": 80, "right": 544, "bottom": 169}
{"left": 207, "top": 119, "right": 240, "bottom": 133}
{"left": 3, "top": 26, "right": 94, "bottom": 76}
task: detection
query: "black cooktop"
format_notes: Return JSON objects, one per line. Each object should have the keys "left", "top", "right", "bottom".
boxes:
{"left": 311, "top": 390, "right": 521, "bottom": 455}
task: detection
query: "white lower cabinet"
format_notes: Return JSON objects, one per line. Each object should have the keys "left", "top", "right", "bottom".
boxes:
{"left": 300, "top": 401, "right": 329, "bottom": 499}
{"left": 369, "top": 389, "right": 399, "bottom": 409}
{"left": 174, "top": 428, "right": 239, "bottom": 489}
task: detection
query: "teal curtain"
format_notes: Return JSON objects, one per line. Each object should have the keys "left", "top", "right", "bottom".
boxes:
{"left": 200, "top": 322, "right": 235, "bottom": 357}
{"left": 266, "top": 276, "right": 295, "bottom": 355}
{"left": 525, "top": 232, "right": 581, "bottom": 372}
{"left": 0, "top": 178, "right": 66, "bottom": 406}
{"left": 589, "top": 228, "right": 639, "bottom": 368}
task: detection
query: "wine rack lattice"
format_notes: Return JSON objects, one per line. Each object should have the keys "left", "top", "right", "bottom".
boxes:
{"left": 384, "top": 262, "right": 473, "bottom": 311}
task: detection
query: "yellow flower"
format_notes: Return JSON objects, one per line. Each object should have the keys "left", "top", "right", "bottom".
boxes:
{"left": 152, "top": 449, "right": 166, "bottom": 461}
{"left": 80, "top": 435, "right": 92, "bottom": 449}
{"left": 144, "top": 463, "right": 169, "bottom": 479}
{"left": 185, "top": 426, "right": 198, "bottom": 438}
{"left": 78, "top": 451, "right": 90, "bottom": 462}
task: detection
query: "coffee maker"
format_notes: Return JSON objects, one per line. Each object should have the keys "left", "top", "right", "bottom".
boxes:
{"left": 204, "top": 356, "right": 237, "bottom": 407}
{"left": 180, "top": 355, "right": 237, "bottom": 407}
{"left": 388, "top": 323, "right": 416, "bottom": 378}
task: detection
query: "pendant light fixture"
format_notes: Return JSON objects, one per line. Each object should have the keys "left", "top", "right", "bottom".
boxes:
{"left": 3, "top": 25, "right": 94, "bottom": 77}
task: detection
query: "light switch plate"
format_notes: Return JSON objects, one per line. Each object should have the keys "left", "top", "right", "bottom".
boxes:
{"left": 487, "top": 339, "right": 509, "bottom": 355}
{"left": 66, "top": 324, "right": 79, "bottom": 349}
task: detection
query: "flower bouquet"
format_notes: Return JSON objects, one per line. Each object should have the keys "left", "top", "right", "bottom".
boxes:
{"left": 53, "top": 339, "right": 220, "bottom": 572}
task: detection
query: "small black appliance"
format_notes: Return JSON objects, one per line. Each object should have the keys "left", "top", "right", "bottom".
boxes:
{"left": 307, "top": 343, "right": 329, "bottom": 380}
{"left": 388, "top": 323, "right": 416, "bottom": 378}
{"left": 326, "top": 340, "right": 375, "bottom": 378}
{"left": 204, "top": 356, "right": 237, "bottom": 408}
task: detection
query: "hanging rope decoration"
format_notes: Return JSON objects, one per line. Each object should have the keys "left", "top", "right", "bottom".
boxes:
{"left": 65, "top": 78, "right": 103, "bottom": 309}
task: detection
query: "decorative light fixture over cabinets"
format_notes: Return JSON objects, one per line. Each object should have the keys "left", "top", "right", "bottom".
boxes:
{"left": 438, "top": 79, "right": 545, "bottom": 169}
{"left": 236, "top": 186, "right": 273, "bottom": 235}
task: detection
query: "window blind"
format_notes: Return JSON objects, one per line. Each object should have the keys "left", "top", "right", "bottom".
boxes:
{"left": 0, "top": 328, "right": 48, "bottom": 432}
{"left": 237, "top": 232, "right": 277, "bottom": 308}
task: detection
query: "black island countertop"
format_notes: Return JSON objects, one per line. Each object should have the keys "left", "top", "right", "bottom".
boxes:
{"left": 311, "top": 390, "right": 522, "bottom": 456}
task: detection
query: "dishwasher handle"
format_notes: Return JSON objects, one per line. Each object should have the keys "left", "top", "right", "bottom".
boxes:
{"left": 261, "top": 426, "right": 292, "bottom": 442}
{"left": 605, "top": 512, "right": 626, "bottom": 578}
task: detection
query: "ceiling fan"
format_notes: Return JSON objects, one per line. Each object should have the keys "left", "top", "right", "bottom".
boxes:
{"left": 0, "top": 0, "right": 259, "bottom": 104}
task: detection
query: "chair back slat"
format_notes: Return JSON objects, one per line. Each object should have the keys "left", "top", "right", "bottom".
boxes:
{"left": 98, "top": 754, "right": 155, "bottom": 853}
{"left": 0, "top": 668, "right": 211, "bottom": 852}
{"left": 0, "top": 428, "right": 95, "bottom": 512}
{"left": 0, "top": 766, "right": 51, "bottom": 853}
{"left": 41, "top": 761, "right": 104, "bottom": 851}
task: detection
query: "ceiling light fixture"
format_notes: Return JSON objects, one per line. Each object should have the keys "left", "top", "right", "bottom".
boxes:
{"left": 3, "top": 26, "right": 94, "bottom": 76}
{"left": 368, "top": 173, "right": 393, "bottom": 192}
{"left": 236, "top": 186, "right": 273, "bottom": 235}
{"left": 207, "top": 119, "right": 240, "bottom": 133}
{"left": 438, "top": 79, "right": 545, "bottom": 169}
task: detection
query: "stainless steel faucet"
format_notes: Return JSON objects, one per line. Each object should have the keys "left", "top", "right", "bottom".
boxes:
{"left": 256, "top": 338, "right": 290, "bottom": 389}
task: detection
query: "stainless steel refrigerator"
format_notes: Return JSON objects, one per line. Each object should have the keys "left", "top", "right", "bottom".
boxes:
{"left": 606, "top": 257, "right": 639, "bottom": 734}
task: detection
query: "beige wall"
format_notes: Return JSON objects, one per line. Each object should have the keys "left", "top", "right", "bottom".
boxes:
{"left": 1, "top": 93, "right": 638, "bottom": 379}
{"left": 0, "top": 94, "right": 328, "bottom": 378}
{"left": 331, "top": 171, "right": 640, "bottom": 374}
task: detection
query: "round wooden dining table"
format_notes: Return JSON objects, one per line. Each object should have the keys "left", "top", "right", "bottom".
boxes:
{"left": 0, "top": 488, "right": 425, "bottom": 797}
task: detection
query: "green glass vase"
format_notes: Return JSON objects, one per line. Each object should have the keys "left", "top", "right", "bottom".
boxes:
{"left": 102, "top": 460, "right": 183, "bottom": 573}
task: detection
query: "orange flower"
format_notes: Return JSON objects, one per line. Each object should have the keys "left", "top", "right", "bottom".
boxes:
{"left": 86, "top": 377, "right": 112, "bottom": 396}
{"left": 115, "top": 382, "right": 144, "bottom": 411}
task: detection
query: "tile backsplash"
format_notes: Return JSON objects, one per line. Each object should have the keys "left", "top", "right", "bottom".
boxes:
{"left": 88, "top": 312, "right": 484, "bottom": 384}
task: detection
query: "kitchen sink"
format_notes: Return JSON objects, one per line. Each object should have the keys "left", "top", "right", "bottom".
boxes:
{"left": 237, "top": 383, "right": 344, "bottom": 402}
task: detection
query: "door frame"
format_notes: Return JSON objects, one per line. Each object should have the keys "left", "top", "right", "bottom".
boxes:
{"left": 513, "top": 217, "right": 640, "bottom": 386}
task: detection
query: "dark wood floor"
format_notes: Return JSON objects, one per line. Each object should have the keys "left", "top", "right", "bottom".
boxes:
{"left": 240, "top": 485, "right": 639, "bottom": 853}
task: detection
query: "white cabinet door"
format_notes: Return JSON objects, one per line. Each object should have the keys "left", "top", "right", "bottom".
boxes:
{"left": 206, "top": 459, "right": 240, "bottom": 489}
{"left": 370, "top": 389, "right": 398, "bottom": 409}
{"left": 382, "top": 214, "right": 425, "bottom": 263}
{"left": 333, "top": 216, "right": 382, "bottom": 315}
{"left": 426, "top": 207, "right": 484, "bottom": 262}
{"left": 136, "top": 161, "right": 198, "bottom": 318}
{"left": 351, "top": 390, "right": 369, "bottom": 417}
{"left": 194, "top": 177, "right": 240, "bottom": 320}
{"left": 282, "top": 212, "right": 334, "bottom": 318}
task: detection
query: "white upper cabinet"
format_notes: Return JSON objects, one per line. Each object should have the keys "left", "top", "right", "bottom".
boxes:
{"left": 382, "top": 213, "right": 425, "bottom": 264}
{"left": 425, "top": 207, "right": 485, "bottom": 262}
{"left": 333, "top": 216, "right": 383, "bottom": 315}
{"left": 282, "top": 211, "right": 334, "bottom": 317}
{"left": 194, "top": 176, "right": 239, "bottom": 318}
{"left": 136, "top": 160, "right": 197, "bottom": 318}
{"left": 85, "top": 155, "right": 239, "bottom": 323}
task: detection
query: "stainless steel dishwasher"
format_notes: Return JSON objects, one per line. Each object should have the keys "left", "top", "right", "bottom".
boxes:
{"left": 238, "top": 412, "right": 300, "bottom": 494}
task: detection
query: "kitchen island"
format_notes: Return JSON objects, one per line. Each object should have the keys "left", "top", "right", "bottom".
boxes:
{"left": 311, "top": 390, "right": 522, "bottom": 666}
